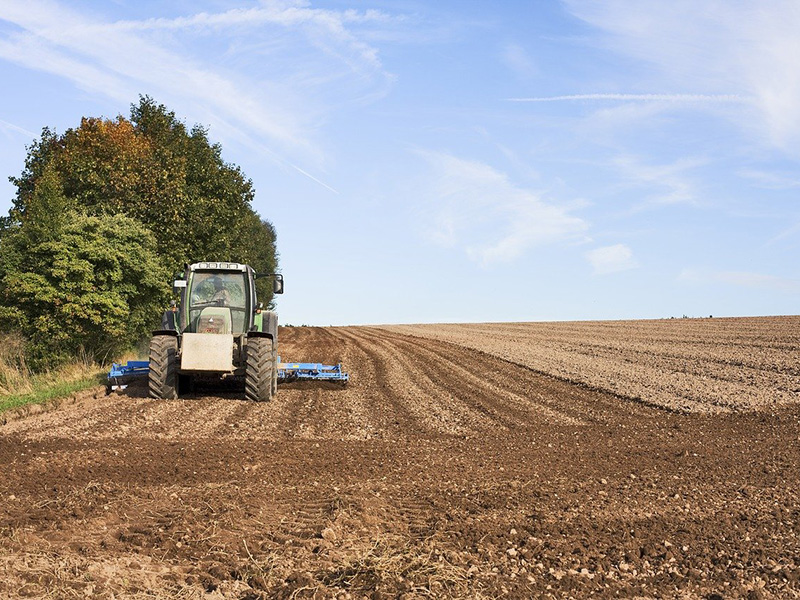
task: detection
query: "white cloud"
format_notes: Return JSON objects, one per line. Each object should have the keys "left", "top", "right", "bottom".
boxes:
{"left": 501, "top": 43, "right": 537, "bottom": 79}
{"left": 738, "top": 169, "right": 800, "bottom": 190}
{"left": 417, "top": 151, "right": 588, "bottom": 265}
{"left": 679, "top": 268, "right": 800, "bottom": 292}
{"left": 0, "top": 118, "right": 37, "bottom": 139}
{"left": 109, "top": 2, "right": 396, "bottom": 76}
{"left": 769, "top": 221, "right": 800, "bottom": 245}
{"left": 586, "top": 244, "right": 637, "bottom": 274}
{"left": 563, "top": 0, "right": 800, "bottom": 151}
{"left": 0, "top": 0, "right": 398, "bottom": 187}
{"left": 509, "top": 93, "right": 744, "bottom": 103}
{"left": 612, "top": 155, "right": 705, "bottom": 209}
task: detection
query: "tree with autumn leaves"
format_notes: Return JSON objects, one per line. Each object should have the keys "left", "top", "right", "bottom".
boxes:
{"left": 0, "top": 97, "right": 278, "bottom": 368}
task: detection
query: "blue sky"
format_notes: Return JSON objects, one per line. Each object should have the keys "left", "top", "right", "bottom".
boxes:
{"left": 1, "top": 0, "right": 798, "bottom": 325}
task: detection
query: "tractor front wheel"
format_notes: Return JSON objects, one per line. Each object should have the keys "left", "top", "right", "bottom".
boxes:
{"left": 149, "top": 335, "right": 179, "bottom": 399}
{"left": 245, "top": 337, "right": 275, "bottom": 402}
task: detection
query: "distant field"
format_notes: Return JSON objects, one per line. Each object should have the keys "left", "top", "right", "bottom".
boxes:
{"left": 381, "top": 316, "right": 800, "bottom": 413}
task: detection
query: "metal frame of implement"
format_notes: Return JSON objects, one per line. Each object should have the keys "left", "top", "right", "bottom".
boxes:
{"left": 107, "top": 357, "right": 348, "bottom": 390}
{"left": 277, "top": 357, "right": 349, "bottom": 383}
{"left": 107, "top": 360, "right": 150, "bottom": 392}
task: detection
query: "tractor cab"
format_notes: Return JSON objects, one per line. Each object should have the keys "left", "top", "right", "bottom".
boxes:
{"left": 185, "top": 269, "right": 250, "bottom": 334}
{"left": 168, "top": 262, "right": 283, "bottom": 335}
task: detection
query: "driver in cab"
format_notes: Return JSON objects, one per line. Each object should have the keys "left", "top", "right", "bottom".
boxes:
{"left": 208, "top": 276, "right": 231, "bottom": 305}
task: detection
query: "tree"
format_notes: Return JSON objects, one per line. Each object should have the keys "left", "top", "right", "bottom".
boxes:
{"left": 0, "top": 96, "right": 279, "bottom": 366}
{"left": 4, "top": 96, "right": 278, "bottom": 299}
{"left": 0, "top": 212, "right": 169, "bottom": 368}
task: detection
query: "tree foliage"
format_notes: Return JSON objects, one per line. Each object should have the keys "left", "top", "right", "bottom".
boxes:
{"left": 0, "top": 212, "right": 169, "bottom": 368}
{"left": 0, "top": 97, "right": 278, "bottom": 367}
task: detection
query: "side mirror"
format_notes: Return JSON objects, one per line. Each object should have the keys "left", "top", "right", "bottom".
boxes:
{"left": 255, "top": 272, "right": 284, "bottom": 294}
{"left": 173, "top": 279, "right": 187, "bottom": 291}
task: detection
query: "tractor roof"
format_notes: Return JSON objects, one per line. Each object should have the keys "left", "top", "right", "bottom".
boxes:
{"left": 188, "top": 262, "right": 250, "bottom": 272}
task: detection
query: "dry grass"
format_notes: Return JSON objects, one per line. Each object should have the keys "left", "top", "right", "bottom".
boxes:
{"left": 320, "top": 536, "right": 472, "bottom": 597}
{"left": 0, "top": 333, "right": 33, "bottom": 395}
{"left": 0, "top": 333, "right": 104, "bottom": 413}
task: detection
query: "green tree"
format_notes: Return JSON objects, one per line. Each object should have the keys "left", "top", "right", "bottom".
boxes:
{"left": 4, "top": 96, "right": 278, "bottom": 301}
{"left": 129, "top": 96, "right": 277, "bottom": 288}
{"left": 0, "top": 212, "right": 170, "bottom": 368}
{"left": 0, "top": 96, "right": 278, "bottom": 366}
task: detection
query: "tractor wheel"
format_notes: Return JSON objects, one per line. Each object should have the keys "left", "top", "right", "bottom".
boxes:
{"left": 149, "top": 335, "right": 178, "bottom": 399}
{"left": 271, "top": 346, "right": 278, "bottom": 397}
{"left": 245, "top": 337, "right": 274, "bottom": 402}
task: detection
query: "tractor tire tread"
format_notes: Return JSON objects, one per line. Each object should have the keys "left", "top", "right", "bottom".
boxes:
{"left": 149, "top": 335, "right": 178, "bottom": 399}
{"left": 271, "top": 348, "right": 278, "bottom": 396}
{"left": 246, "top": 337, "right": 274, "bottom": 402}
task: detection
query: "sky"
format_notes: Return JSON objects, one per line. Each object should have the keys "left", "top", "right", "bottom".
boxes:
{"left": 0, "top": 0, "right": 798, "bottom": 325}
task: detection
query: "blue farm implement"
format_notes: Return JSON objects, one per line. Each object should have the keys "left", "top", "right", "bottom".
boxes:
{"left": 107, "top": 358, "right": 348, "bottom": 391}
{"left": 277, "top": 357, "right": 349, "bottom": 384}
{"left": 106, "top": 360, "right": 150, "bottom": 393}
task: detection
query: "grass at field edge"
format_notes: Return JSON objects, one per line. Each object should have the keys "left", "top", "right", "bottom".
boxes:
{"left": 0, "top": 373, "right": 105, "bottom": 415}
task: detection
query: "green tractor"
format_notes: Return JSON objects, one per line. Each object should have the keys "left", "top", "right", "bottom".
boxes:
{"left": 149, "top": 261, "right": 284, "bottom": 402}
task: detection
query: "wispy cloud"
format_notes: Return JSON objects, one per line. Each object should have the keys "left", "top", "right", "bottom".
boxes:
{"left": 500, "top": 43, "right": 538, "bottom": 79}
{"left": 0, "top": 118, "right": 37, "bottom": 139}
{"left": 563, "top": 0, "right": 800, "bottom": 151}
{"left": 679, "top": 268, "right": 800, "bottom": 292}
{"left": 417, "top": 151, "right": 588, "bottom": 265}
{"left": 0, "top": 0, "right": 399, "bottom": 190}
{"left": 738, "top": 169, "right": 800, "bottom": 190}
{"left": 769, "top": 221, "right": 800, "bottom": 245}
{"left": 109, "top": 3, "right": 397, "bottom": 76}
{"left": 586, "top": 244, "right": 637, "bottom": 274}
{"left": 612, "top": 155, "right": 705, "bottom": 209}
{"left": 509, "top": 93, "right": 745, "bottom": 103}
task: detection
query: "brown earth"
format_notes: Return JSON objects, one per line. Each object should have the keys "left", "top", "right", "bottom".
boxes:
{"left": 383, "top": 316, "right": 800, "bottom": 413}
{"left": 1, "top": 321, "right": 799, "bottom": 599}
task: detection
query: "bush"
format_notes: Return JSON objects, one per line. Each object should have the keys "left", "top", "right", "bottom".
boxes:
{"left": 0, "top": 211, "right": 170, "bottom": 368}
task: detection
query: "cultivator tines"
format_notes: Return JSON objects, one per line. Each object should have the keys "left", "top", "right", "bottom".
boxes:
{"left": 106, "top": 360, "right": 150, "bottom": 393}
{"left": 277, "top": 357, "right": 349, "bottom": 383}
{"left": 107, "top": 357, "right": 349, "bottom": 391}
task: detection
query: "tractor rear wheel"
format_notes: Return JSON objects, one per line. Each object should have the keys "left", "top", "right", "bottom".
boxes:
{"left": 271, "top": 346, "right": 278, "bottom": 396}
{"left": 149, "top": 335, "right": 178, "bottom": 399}
{"left": 245, "top": 337, "right": 274, "bottom": 402}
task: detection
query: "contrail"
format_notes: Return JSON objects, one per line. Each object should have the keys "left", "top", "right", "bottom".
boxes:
{"left": 507, "top": 93, "right": 746, "bottom": 103}
{"left": 244, "top": 138, "right": 340, "bottom": 195}
{"left": 0, "top": 118, "right": 37, "bottom": 138}
{"left": 291, "top": 164, "right": 340, "bottom": 195}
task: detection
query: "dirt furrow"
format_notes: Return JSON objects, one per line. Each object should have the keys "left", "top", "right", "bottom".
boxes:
{"left": 345, "top": 327, "right": 495, "bottom": 436}
{"left": 334, "top": 327, "right": 461, "bottom": 437}
{"left": 383, "top": 317, "right": 800, "bottom": 412}
{"left": 2, "top": 322, "right": 800, "bottom": 599}
{"left": 327, "top": 327, "right": 423, "bottom": 437}
{"left": 358, "top": 326, "right": 589, "bottom": 427}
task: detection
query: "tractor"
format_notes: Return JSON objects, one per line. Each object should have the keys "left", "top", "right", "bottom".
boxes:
{"left": 148, "top": 261, "right": 284, "bottom": 402}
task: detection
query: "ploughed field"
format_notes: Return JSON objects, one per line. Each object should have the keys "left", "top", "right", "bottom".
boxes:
{"left": 384, "top": 316, "right": 800, "bottom": 413}
{"left": 1, "top": 318, "right": 799, "bottom": 599}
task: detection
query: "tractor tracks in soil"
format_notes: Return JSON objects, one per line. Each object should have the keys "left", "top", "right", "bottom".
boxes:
{"left": 1, "top": 324, "right": 800, "bottom": 599}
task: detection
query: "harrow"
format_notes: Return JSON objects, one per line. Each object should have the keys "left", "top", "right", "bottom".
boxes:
{"left": 107, "top": 360, "right": 150, "bottom": 393}
{"left": 107, "top": 358, "right": 348, "bottom": 392}
{"left": 277, "top": 357, "right": 349, "bottom": 383}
